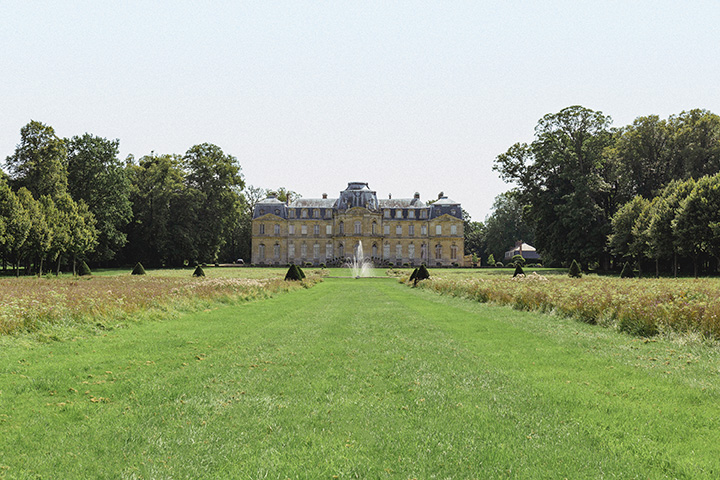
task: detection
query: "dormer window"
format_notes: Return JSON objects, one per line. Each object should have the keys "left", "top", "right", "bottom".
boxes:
{"left": 384, "top": 210, "right": 390, "bottom": 218}
{"left": 420, "top": 210, "right": 428, "bottom": 219}
{"left": 289, "top": 209, "right": 296, "bottom": 219}
{"left": 259, "top": 208, "right": 265, "bottom": 216}
{"left": 275, "top": 209, "right": 280, "bottom": 216}
{"left": 301, "top": 209, "right": 308, "bottom": 218}
{"left": 395, "top": 210, "right": 403, "bottom": 219}
{"left": 408, "top": 210, "right": 415, "bottom": 219}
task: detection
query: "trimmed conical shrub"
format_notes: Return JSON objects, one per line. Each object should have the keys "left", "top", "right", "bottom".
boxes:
{"left": 131, "top": 262, "right": 146, "bottom": 275}
{"left": 193, "top": 265, "right": 205, "bottom": 277}
{"left": 78, "top": 261, "right": 92, "bottom": 276}
{"left": 297, "top": 265, "right": 306, "bottom": 279}
{"left": 285, "top": 264, "right": 303, "bottom": 281}
{"left": 568, "top": 259, "right": 582, "bottom": 278}
{"left": 620, "top": 261, "right": 635, "bottom": 278}
{"left": 513, "top": 264, "right": 524, "bottom": 277}
{"left": 416, "top": 264, "right": 430, "bottom": 281}
{"left": 409, "top": 268, "right": 419, "bottom": 282}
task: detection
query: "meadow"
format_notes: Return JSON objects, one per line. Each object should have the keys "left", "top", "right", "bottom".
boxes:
{"left": 1, "top": 267, "right": 720, "bottom": 477}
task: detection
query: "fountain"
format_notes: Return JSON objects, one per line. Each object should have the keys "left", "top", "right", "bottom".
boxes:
{"left": 347, "top": 240, "right": 373, "bottom": 278}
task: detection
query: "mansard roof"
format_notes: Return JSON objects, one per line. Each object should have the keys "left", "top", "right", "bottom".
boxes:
{"left": 290, "top": 198, "right": 337, "bottom": 208}
{"left": 379, "top": 198, "right": 426, "bottom": 208}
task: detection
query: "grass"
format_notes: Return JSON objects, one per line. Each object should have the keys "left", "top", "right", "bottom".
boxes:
{"left": 2, "top": 277, "right": 720, "bottom": 478}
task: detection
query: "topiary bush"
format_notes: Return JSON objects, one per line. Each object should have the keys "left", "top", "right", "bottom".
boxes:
{"left": 415, "top": 264, "right": 430, "bottom": 285}
{"left": 487, "top": 254, "right": 495, "bottom": 266}
{"left": 620, "top": 261, "right": 635, "bottom": 278}
{"left": 409, "top": 268, "right": 419, "bottom": 283}
{"left": 285, "top": 264, "right": 306, "bottom": 281}
{"left": 512, "top": 254, "right": 525, "bottom": 267}
{"left": 79, "top": 261, "right": 92, "bottom": 276}
{"left": 568, "top": 259, "right": 582, "bottom": 278}
{"left": 513, "top": 264, "right": 525, "bottom": 277}
{"left": 193, "top": 265, "right": 205, "bottom": 277}
{"left": 495, "top": 262, "right": 504, "bottom": 268}
{"left": 131, "top": 262, "right": 146, "bottom": 275}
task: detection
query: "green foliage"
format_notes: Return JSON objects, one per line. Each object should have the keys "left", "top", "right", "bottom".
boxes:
{"left": 620, "top": 262, "right": 634, "bottom": 278}
{"left": 409, "top": 268, "right": 418, "bottom": 282}
{"left": 5, "top": 120, "right": 68, "bottom": 198}
{"left": 131, "top": 262, "right": 146, "bottom": 275}
{"left": 416, "top": 264, "right": 430, "bottom": 281}
{"left": 193, "top": 265, "right": 205, "bottom": 277}
{"left": 495, "top": 262, "right": 504, "bottom": 268}
{"left": 66, "top": 134, "right": 132, "bottom": 262}
{"left": 568, "top": 259, "right": 582, "bottom": 278}
{"left": 487, "top": 254, "right": 495, "bottom": 266}
{"left": 79, "top": 260, "right": 92, "bottom": 276}
{"left": 483, "top": 192, "right": 534, "bottom": 262}
{"left": 513, "top": 264, "right": 525, "bottom": 277}
{"left": 284, "top": 264, "right": 305, "bottom": 281}
{"left": 511, "top": 254, "right": 525, "bottom": 266}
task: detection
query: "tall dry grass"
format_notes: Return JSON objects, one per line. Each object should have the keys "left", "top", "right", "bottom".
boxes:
{"left": 0, "top": 275, "right": 315, "bottom": 336}
{"left": 409, "top": 273, "right": 720, "bottom": 338}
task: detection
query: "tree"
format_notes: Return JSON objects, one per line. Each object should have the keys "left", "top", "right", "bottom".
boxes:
{"left": 0, "top": 181, "right": 31, "bottom": 276}
{"left": 183, "top": 143, "right": 245, "bottom": 263}
{"left": 495, "top": 106, "right": 615, "bottom": 268}
{"left": 608, "top": 196, "right": 650, "bottom": 265}
{"left": 483, "top": 192, "right": 533, "bottom": 263}
{"left": 55, "top": 193, "right": 98, "bottom": 276}
{"left": 667, "top": 109, "right": 720, "bottom": 180}
{"left": 16, "top": 188, "right": 51, "bottom": 276}
{"left": 607, "top": 115, "right": 673, "bottom": 202}
{"left": 124, "top": 153, "right": 198, "bottom": 267}
{"left": 673, "top": 173, "right": 720, "bottom": 277}
{"left": 66, "top": 134, "right": 132, "bottom": 263}
{"left": 5, "top": 121, "right": 68, "bottom": 198}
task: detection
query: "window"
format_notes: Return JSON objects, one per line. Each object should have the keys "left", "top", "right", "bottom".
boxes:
{"left": 451, "top": 208, "right": 457, "bottom": 216}
{"left": 274, "top": 208, "right": 280, "bottom": 216}
{"left": 313, "top": 209, "right": 320, "bottom": 218}
{"left": 408, "top": 210, "right": 415, "bottom": 219}
{"left": 339, "top": 222, "right": 344, "bottom": 235}
{"left": 301, "top": 225, "right": 307, "bottom": 235}
{"left": 383, "top": 225, "right": 390, "bottom": 235}
{"left": 372, "top": 243, "right": 378, "bottom": 257}
{"left": 383, "top": 210, "right": 390, "bottom": 218}
{"left": 383, "top": 243, "right": 390, "bottom": 259}
{"left": 339, "top": 243, "right": 344, "bottom": 258}
{"left": 408, "top": 225, "right": 415, "bottom": 236}
{"left": 395, "top": 210, "right": 403, "bottom": 219}
{"left": 396, "top": 225, "right": 402, "bottom": 236}
{"left": 451, "top": 225, "right": 457, "bottom": 235}
{"left": 288, "top": 243, "right": 295, "bottom": 258}
{"left": 289, "top": 209, "right": 296, "bottom": 219}
{"left": 421, "top": 225, "right": 427, "bottom": 235}
{"left": 420, "top": 210, "right": 428, "bottom": 219}
{"left": 274, "top": 243, "right": 280, "bottom": 258}
{"left": 354, "top": 221, "right": 361, "bottom": 234}
{"left": 435, "top": 244, "right": 442, "bottom": 260}
{"left": 436, "top": 225, "right": 442, "bottom": 235}
{"left": 301, "top": 209, "right": 308, "bottom": 218}
{"left": 408, "top": 243, "right": 415, "bottom": 259}
{"left": 288, "top": 224, "right": 295, "bottom": 235}
{"left": 313, "top": 243, "right": 320, "bottom": 258}
{"left": 258, "top": 244, "right": 265, "bottom": 259}
{"left": 300, "top": 243, "right": 307, "bottom": 257}
{"left": 326, "top": 242, "right": 333, "bottom": 259}
{"left": 259, "top": 208, "right": 265, "bottom": 216}
{"left": 396, "top": 243, "right": 402, "bottom": 258}
{"left": 372, "top": 222, "right": 377, "bottom": 235}
{"left": 326, "top": 225, "right": 332, "bottom": 235}
{"left": 451, "top": 245, "right": 458, "bottom": 260}
{"left": 274, "top": 224, "right": 280, "bottom": 235}
{"left": 325, "top": 209, "right": 332, "bottom": 219}
{"left": 421, "top": 243, "right": 427, "bottom": 260}
{"left": 314, "top": 224, "right": 320, "bottom": 235}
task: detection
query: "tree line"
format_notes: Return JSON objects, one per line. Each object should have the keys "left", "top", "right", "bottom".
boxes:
{"left": 464, "top": 106, "right": 720, "bottom": 274}
{"left": 1, "top": 120, "right": 294, "bottom": 274}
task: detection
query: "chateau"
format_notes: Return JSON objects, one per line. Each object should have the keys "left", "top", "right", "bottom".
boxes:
{"left": 251, "top": 182, "right": 464, "bottom": 267}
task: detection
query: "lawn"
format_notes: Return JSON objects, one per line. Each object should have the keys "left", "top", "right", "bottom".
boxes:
{"left": 1, "top": 277, "right": 719, "bottom": 478}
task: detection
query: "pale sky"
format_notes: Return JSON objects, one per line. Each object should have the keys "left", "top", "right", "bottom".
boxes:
{"left": 2, "top": 1, "right": 719, "bottom": 221}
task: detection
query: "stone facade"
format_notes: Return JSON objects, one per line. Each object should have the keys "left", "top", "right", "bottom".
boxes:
{"left": 251, "top": 182, "right": 464, "bottom": 267}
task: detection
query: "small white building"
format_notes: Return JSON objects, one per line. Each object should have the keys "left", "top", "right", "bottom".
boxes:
{"left": 504, "top": 241, "right": 541, "bottom": 262}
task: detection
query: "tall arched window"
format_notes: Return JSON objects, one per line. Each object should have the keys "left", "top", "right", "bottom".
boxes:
{"left": 450, "top": 245, "right": 458, "bottom": 260}
{"left": 274, "top": 243, "right": 280, "bottom": 258}
{"left": 258, "top": 244, "right": 266, "bottom": 260}
{"left": 383, "top": 243, "right": 390, "bottom": 259}
{"left": 396, "top": 243, "right": 402, "bottom": 259}
{"left": 372, "top": 243, "right": 378, "bottom": 258}
{"left": 274, "top": 224, "right": 280, "bottom": 235}
{"left": 326, "top": 242, "right": 333, "bottom": 259}
{"left": 354, "top": 221, "right": 362, "bottom": 234}
{"left": 408, "top": 243, "right": 415, "bottom": 259}
{"left": 435, "top": 244, "right": 442, "bottom": 260}
{"left": 372, "top": 221, "right": 377, "bottom": 235}
{"left": 339, "top": 221, "right": 344, "bottom": 235}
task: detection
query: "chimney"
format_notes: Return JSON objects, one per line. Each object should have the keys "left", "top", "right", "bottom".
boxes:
{"left": 438, "top": 191, "right": 444, "bottom": 199}
{"left": 322, "top": 193, "right": 327, "bottom": 199}
{"left": 388, "top": 193, "right": 392, "bottom": 199}
{"left": 414, "top": 192, "right": 420, "bottom": 199}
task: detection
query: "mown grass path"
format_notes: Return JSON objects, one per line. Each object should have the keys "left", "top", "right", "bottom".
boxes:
{"left": 1, "top": 278, "right": 720, "bottom": 478}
